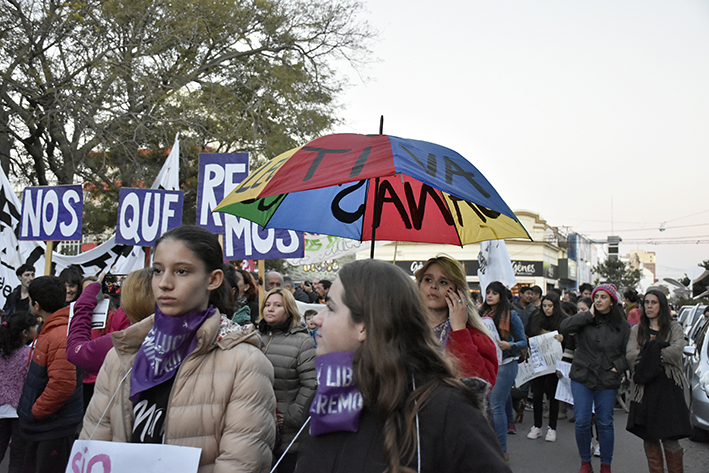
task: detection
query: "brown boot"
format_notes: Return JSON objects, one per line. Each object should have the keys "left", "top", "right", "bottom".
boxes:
{"left": 644, "top": 442, "right": 664, "bottom": 473}
{"left": 578, "top": 462, "right": 593, "bottom": 473}
{"left": 663, "top": 446, "right": 683, "bottom": 473}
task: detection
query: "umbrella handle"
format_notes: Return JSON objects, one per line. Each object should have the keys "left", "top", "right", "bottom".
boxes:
{"left": 370, "top": 176, "right": 380, "bottom": 259}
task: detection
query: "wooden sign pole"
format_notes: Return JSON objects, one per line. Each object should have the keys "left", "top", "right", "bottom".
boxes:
{"left": 44, "top": 241, "right": 54, "bottom": 276}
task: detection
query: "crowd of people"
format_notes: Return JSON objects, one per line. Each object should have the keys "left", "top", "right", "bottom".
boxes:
{"left": 0, "top": 236, "right": 696, "bottom": 473}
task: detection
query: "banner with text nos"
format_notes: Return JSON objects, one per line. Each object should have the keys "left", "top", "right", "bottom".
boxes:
{"left": 20, "top": 185, "right": 83, "bottom": 241}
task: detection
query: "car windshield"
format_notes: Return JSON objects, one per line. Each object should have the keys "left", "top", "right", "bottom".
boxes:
{"left": 678, "top": 307, "right": 691, "bottom": 324}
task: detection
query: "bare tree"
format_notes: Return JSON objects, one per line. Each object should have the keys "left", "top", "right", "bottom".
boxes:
{"left": 0, "top": 0, "right": 372, "bottom": 231}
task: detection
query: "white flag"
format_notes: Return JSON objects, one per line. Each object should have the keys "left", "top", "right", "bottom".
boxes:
{"left": 151, "top": 134, "right": 180, "bottom": 191}
{"left": 286, "top": 233, "right": 391, "bottom": 265}
{"left": 477, "top": 239, "right": 517, "bottom": 295}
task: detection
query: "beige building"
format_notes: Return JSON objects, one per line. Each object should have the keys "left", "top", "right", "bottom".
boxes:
{"left": 627, "top": 249, "right": 657, "bottom": 283}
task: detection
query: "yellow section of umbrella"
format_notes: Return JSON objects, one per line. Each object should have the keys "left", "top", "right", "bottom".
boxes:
{"left": 442, "top": 192, "right": 531, "bottom": 246}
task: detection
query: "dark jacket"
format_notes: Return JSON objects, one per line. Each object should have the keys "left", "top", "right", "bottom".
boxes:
{"left": 295, "top": 384, "right": 512, "bottom": 473}
{"left": 2, "top": 285, "right": 30, "bottom": 319}
{"left": 560, "top": 310, "right": 630, "bottom": 390}
{"left": 17, "top": 306, "right": 83, "bottom": 441}
{"left": 292, "top": 288, "right": 311, "bottom": 303}
{"left": 259, "top": 319, "right": 316, "bottom": 453}
{"left": 625, "top": 322, "right": 692, "bottom": 441}
{"left": 512, "top": 301, "right": 534, "bottom": 327}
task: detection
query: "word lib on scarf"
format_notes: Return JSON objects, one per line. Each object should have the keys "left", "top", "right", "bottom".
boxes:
{"left": 312, "top": 363, "right": 362, "bottom": 415}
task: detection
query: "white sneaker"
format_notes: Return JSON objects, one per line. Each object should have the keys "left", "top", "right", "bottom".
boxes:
{"left": 593, "top": 443, "right": 601, "bottom": 457}
{"left": 527, "top": 426, "right": 542, "bottom": 439}
{"left": 545, "top": 428, "right": 556, "bottom": 442}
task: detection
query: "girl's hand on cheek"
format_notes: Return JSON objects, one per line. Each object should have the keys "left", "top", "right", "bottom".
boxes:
{"left": 446, "top": 289, "right": 467, "bottom": 331}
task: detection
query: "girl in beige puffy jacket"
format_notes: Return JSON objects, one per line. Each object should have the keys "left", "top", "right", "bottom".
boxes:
{"left": 80, "top": 226, "right": 277, "bottom": 473}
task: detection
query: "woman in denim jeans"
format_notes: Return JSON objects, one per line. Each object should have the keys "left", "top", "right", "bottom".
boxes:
{"left": 560, "top": 283, "right": 630, "bottom": 473}
{"left": 482, "top": 281, "right": 527, "bottom": 461}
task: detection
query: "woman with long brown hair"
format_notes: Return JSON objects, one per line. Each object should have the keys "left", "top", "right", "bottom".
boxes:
{"left": 295, "top": 259, "right": 510, "bottom": 472}
{"left": 626, "top": 289, "right": 691, "bottom": 472}
{"left": 414, "top": 255, "right": 498, "bottom": 385}
{"left": 481, "top": 280, "right": 527, "bottom": 461}
{"left": 525, "top": 292, "right": 567, "bottom": 442}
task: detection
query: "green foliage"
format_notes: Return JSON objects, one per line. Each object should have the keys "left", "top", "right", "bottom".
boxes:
{"left": 592, "top": 258, "right": 642, "bottom": 292}
{"left": 0, "top": 0, "right": 373, "bottom": 237}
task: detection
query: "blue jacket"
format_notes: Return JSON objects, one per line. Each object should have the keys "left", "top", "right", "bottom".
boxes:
{"left": 501, "top": 310, "right": 527, "bottom": 361}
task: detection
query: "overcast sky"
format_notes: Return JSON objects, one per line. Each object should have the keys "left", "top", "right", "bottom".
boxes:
{"left": 330, "top": 0, "right": 709, "bottom": 281}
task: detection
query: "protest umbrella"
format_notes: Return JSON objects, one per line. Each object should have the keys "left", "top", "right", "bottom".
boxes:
{"left": 214, "top": 132, "right": 530, "bottom": 257}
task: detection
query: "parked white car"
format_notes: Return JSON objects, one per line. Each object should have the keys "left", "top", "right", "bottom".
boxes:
{"left": 683, "top": 320, "right": 709, "bottom": 441}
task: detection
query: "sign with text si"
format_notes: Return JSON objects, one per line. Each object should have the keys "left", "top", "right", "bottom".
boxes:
{"left": 66, "top": 439, "right": 200, "bottom": 473}
{"left": 197, "top": 153, "right": 249, "bottom": 233}
{"left": 224, "top": 216, "right": 304, "bottom": 260}
{"left": 116, "top": 188, "right": 184, "bottom": 246}
{"left": 20, "top": 185, "right": 83, "bottom": 241}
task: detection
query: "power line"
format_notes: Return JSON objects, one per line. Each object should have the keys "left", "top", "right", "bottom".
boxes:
{"left": 622, "top": 239, "right": 709, "bottom": 245}
{"left": 576, "top": 222, "right": 709, "bottom": 234}
{"left": 622, "top": 234, "right": 709, "bottom": 241}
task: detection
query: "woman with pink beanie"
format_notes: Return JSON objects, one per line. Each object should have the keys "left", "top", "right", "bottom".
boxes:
{"left": 560, "top": 283, "right": 630, "bottom": 473}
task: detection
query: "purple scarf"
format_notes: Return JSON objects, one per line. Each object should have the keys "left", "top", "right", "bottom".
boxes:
{"left": 309, "top": 351, "right": 364, "bottom": 436}
{"left": 130, "top": 305, "right": 215, "bottom": 402}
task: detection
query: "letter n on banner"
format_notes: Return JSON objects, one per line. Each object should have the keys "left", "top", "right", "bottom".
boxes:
{"left": 20, "top": 185, "right": 83, "bottom": 241}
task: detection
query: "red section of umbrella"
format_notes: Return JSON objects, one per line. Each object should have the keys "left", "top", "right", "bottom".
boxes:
{"left": 261, "top": 134, "right": 395, "bottom": 196}
{"left": 361, "top": 175, "right": 461, "bottom": 244}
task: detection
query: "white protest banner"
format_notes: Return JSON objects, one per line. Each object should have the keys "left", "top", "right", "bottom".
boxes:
{"left": 286, "top": 233, "right": 390, "bottom": 265}
{"left": 65, "top": 439, "right": 200, "bottom": 473}
{"left": 515, "top": 358, "right": 536, "bottom": 387}
{"left": 530, "top": 331, "right": 563, "bottom": 374}
{"left": 555, "top": 360, "right": 574, "bottom": 405}
{"left": 295, "top": 300, "right": 326, "bottom": 318}
{"left": 514, "top": 331, "right": 563, "bottom": 386}
{"left": 67, "top": 299, "right": 110, "bottom": 336}
{"left": 20, "top": 185, "right": 83, "bottom": 241}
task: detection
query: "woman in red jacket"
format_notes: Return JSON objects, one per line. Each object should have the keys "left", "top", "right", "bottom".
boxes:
{"left": 415, "top": 255, "right": 498, "bottom": 386}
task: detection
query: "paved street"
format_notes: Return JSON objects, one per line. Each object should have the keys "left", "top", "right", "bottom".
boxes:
{"left": 506, "top": 407, "right": 709, "bottom": 472}
{"left": 2, "top": 408, "right": 707, "bottom": 472}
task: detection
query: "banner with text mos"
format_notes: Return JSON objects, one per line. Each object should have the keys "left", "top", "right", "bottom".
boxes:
{"left": 116, "top": 188, "right": 184, "bottom": 246}
{"left": 20, "top": 185, "right": 83, "bottom": 241}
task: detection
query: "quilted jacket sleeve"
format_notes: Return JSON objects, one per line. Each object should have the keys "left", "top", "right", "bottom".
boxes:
{"left": 284, "top": 335, "right": 317, "bottom": 431}
{"left": 79, "top": 348, "right": 123, "bottom": 441}
{"left": 214, "top": 345, "right": 277, "bottom": 473}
